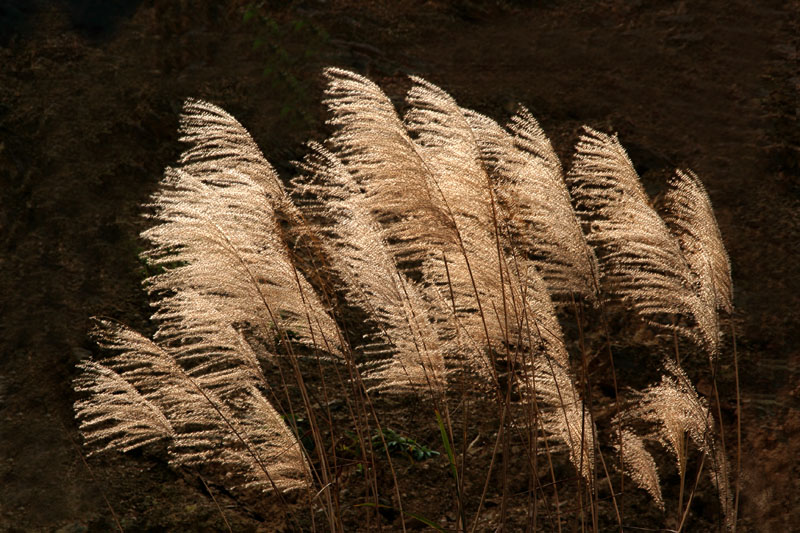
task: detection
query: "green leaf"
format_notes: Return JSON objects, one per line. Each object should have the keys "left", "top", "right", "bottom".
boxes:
{"left": 436, "top": 410, "right": 459, "bottom": 483}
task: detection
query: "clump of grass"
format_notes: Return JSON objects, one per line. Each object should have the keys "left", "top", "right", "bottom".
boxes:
{"left": 74, "top": 68, "right": 738, "bottom": 532}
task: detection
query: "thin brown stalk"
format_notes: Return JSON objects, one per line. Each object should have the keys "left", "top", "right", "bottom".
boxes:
{"left": 677, "top": 452, "right": 707, "bottom": 533}
{"left": 731, "top": 320, "right": 741, "bottom": 532}
{"left": 198, "top": 475, "right": 234, "bottom": 533}
{"left": 62, "top": 416, "right": 125, "bottom": 533}
{"left": 469, "top": 400, "right": 509, "bottom": 533}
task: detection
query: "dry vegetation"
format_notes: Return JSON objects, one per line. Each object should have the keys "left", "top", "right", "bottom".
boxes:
{"left": 74, "top": 69, "right": 740, "bottom": 532}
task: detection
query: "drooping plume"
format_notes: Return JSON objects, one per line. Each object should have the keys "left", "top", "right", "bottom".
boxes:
{"left": 617, "top": 429, "right": 663, "bottom": 509}
{"left": 74, "top": 360, "right": 176, "bottom": 454}
{"left": 567, "top": 127, "right": 718, "bottom": 354}
{"left": 465, "top": 106, "right": 598, "bottom": 302}
{"left": 533, "top": 358, "right": 595, "bottom": 481}
{"left": 292, "top": 142, "right": 448, "bottom": 395}
{"left": 76, "top": 320, "right": 309, "bottom": 493}
{"left": 659, "top": 169, "right": 733, "bottom": 314}
{"left": 625, "top": 358, "right": 731, "bottom": 526}
{"left": 142, "top": 164, "right": 341, "bottom": 357}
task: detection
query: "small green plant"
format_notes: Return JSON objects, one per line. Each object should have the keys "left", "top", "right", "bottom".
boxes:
{"left": 372, "top": 428, "right": 439, "bottom": 461}
{"left": 337, "top": 428, "right": 438, "bottom": 463}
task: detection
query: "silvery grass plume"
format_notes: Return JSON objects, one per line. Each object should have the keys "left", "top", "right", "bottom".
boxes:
{"left": 322, "top": 69, "right": 594, "bottom": 480}
{"left": 75, "top": 319, "right": 309, "bottom": 493}
{"left": 616, "top": 429, "right": 663, "bottom": 510}
{"left": 179, "top": 98, "right": 299, "bottom": 220}
{"left": 143, "top": 149, "right": 341, "bottom": 357}
{"left": 567, "top": 127, "right": 720, "bottom": 356}
{"left": 620, "top": 358, "right": 732, "bottom": 528}
{"left": 531, "top": 357, "right": 596, "bottom": 481}
{"left": 465, "top": 106, "right": 599, "bottom": 303}
{"left": 323, "top": 68, "right": 452, "bottom": 263}
{"left": 291, "top": 142, "right": 449, "bottom": 397}
{"left": 659, "top": 169, "right": 734, "bottom": 316}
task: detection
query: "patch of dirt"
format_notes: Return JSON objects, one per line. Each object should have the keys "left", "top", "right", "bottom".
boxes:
{"left": 0, "top": 0, "right": 796, "bottom": 530}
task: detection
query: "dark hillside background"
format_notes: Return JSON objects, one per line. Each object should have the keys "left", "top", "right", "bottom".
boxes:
{"left": 0, "top": 0, "right": 796, "bottom": 530}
